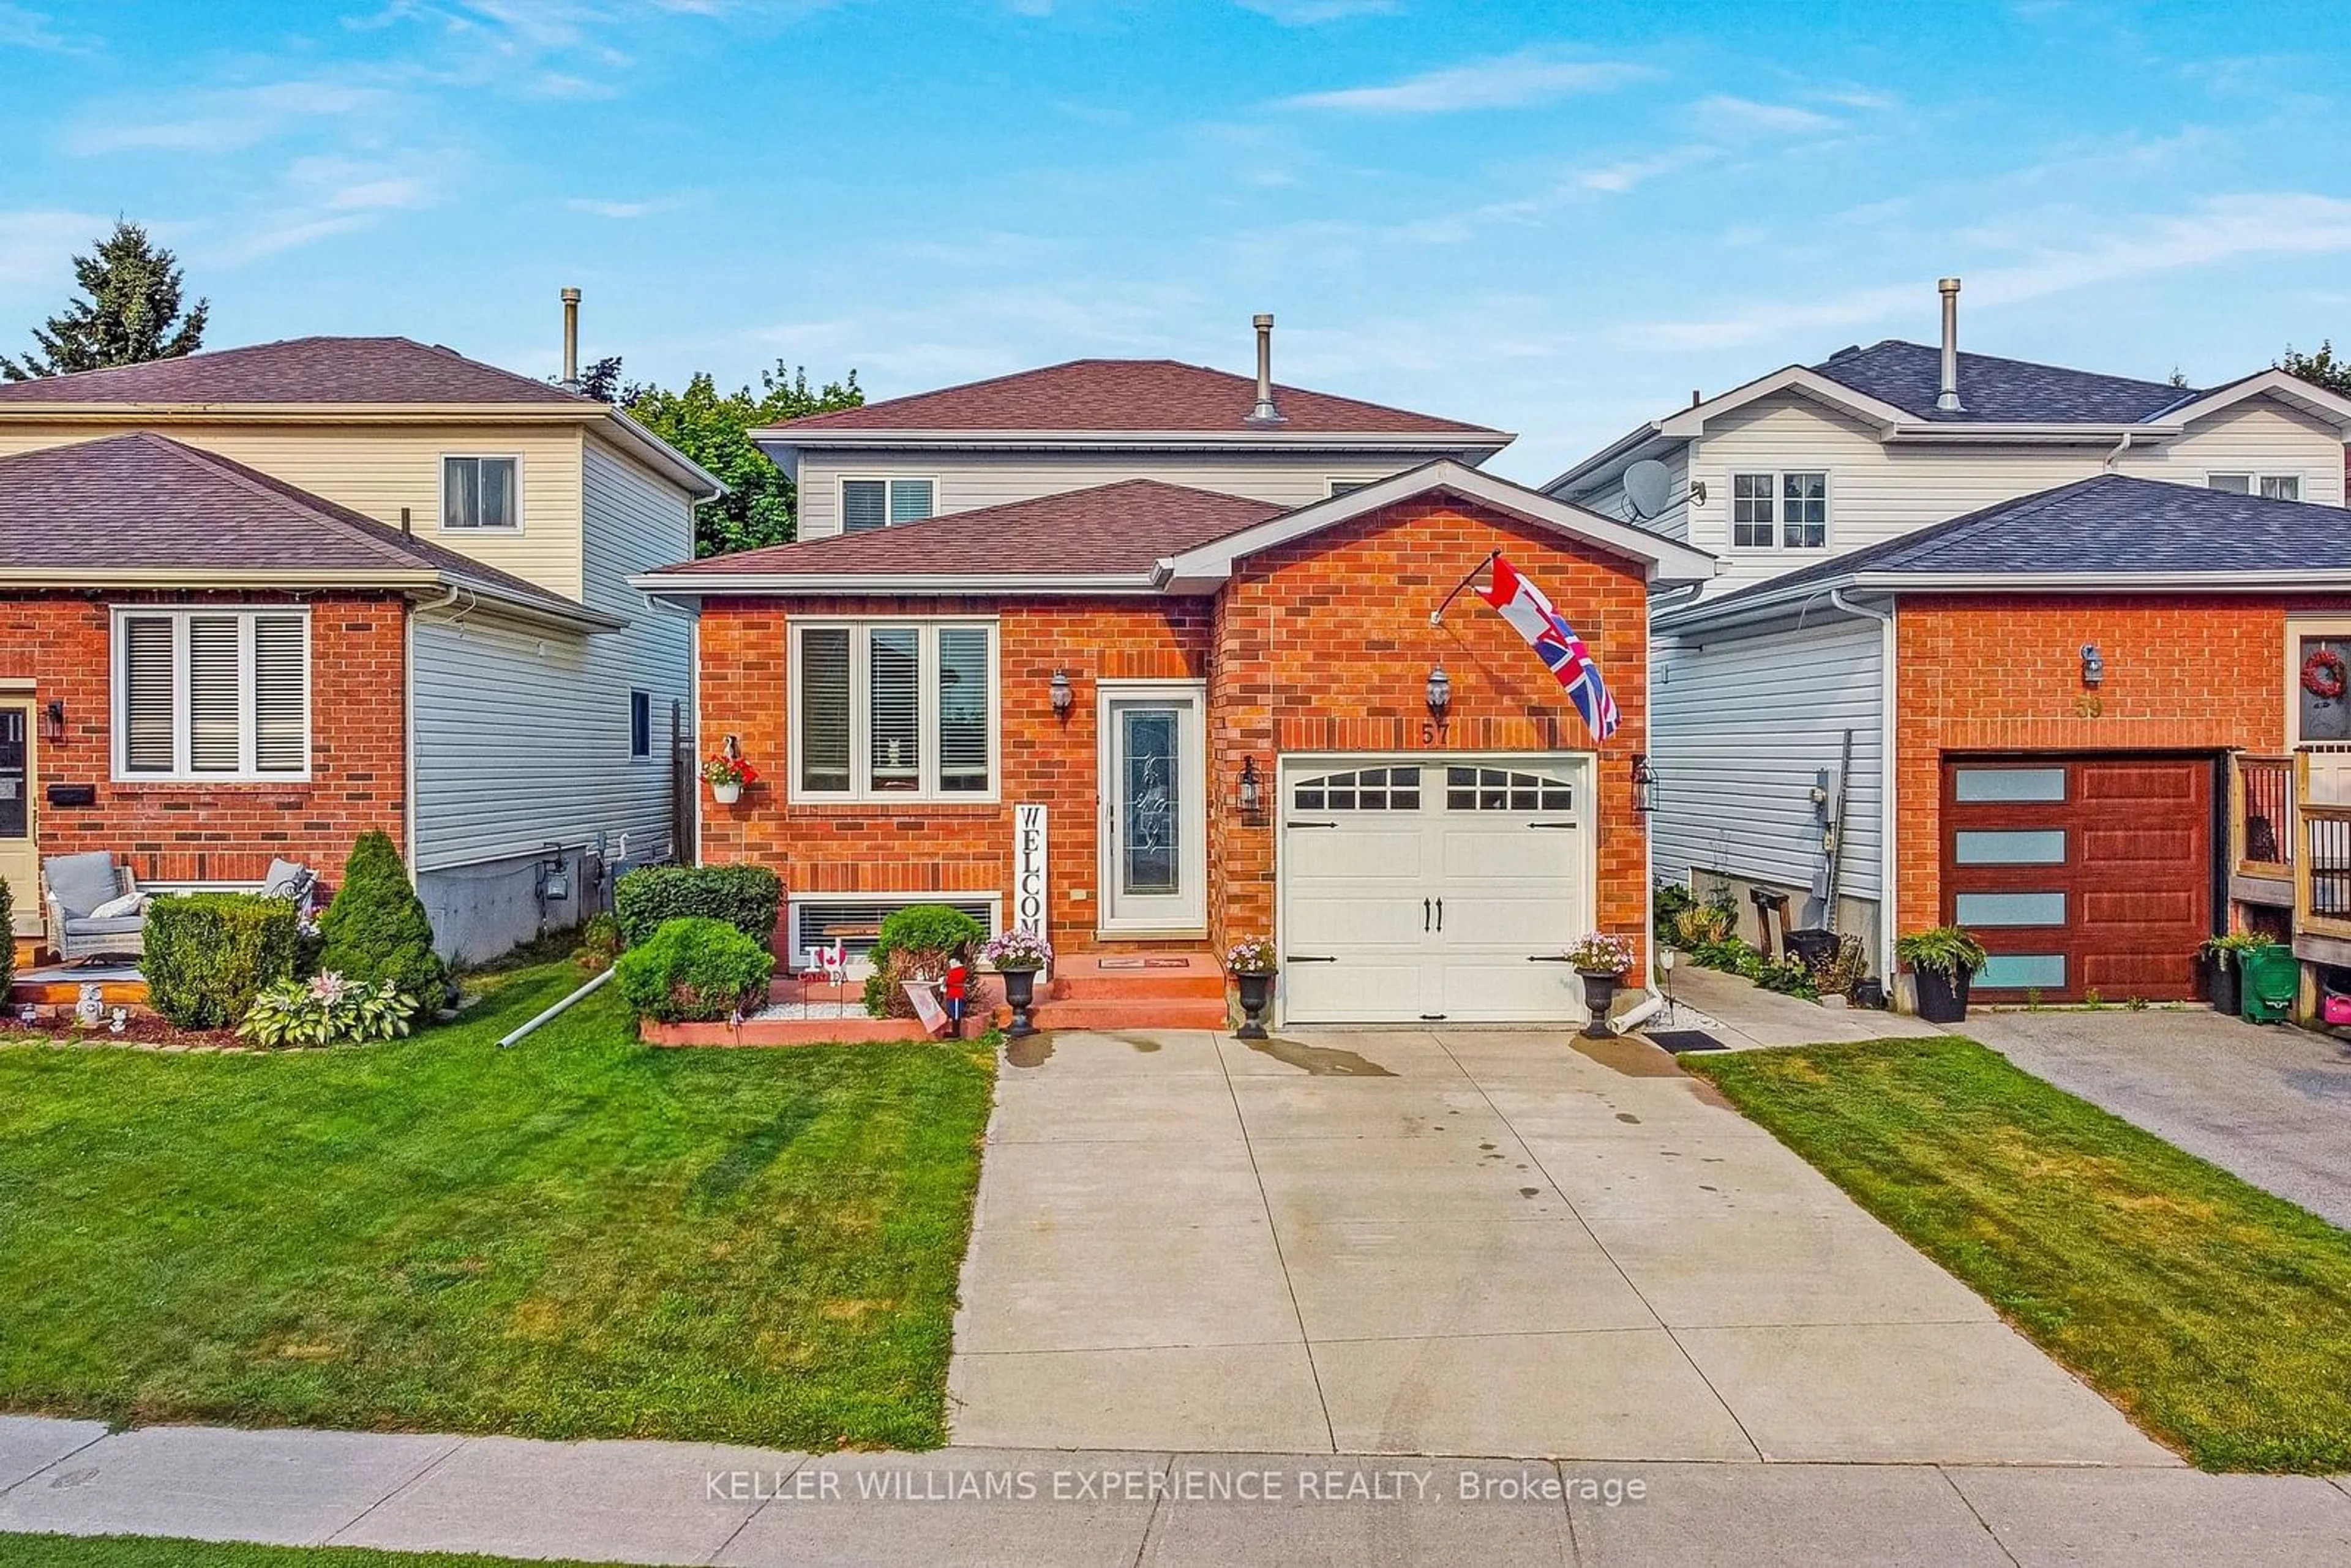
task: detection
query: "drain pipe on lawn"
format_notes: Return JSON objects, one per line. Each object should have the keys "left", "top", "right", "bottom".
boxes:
{"left": 498, "top": 967, "right": 616, "bottom": 1049}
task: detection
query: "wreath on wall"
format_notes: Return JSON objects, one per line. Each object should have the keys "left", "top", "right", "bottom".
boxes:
{"left": 2304, "top": 646, "right": 2348, "bottom": 702}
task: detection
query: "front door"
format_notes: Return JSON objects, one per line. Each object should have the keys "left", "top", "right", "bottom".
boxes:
{"left": 0, "top": 702, "right": 35, "bottom": 938}
{"left": 1099, "top": 684, "right": 1207, "bottom": 932}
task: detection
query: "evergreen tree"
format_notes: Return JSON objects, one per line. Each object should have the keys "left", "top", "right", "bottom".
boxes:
{"left": 2281, "top": 340, "right": 2351, "bottom": 398}
{"left": 317, "top": 831, "right": 446, "bottom": 1005}
{"left": 1, "top": 219, "right": 209, "bottom": 381}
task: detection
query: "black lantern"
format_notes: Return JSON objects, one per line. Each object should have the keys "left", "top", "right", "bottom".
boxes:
{"left": 41, "top": 699, "right": 64, "bottom": 744}
{"left": 1632, "top": 753, "right": 1659, "bottom": 814}
{"left": 2079, "top": 643, "right": 2104, "bottom": 688}
{"left": 1239, "top": 756, "right": 1262, "bottom": 819}
{"left": 1425, "top": 663, "right": 1452, "bottom": 723}
{"left": 1050, "top": 668, "right": 1074, "bottom": 718}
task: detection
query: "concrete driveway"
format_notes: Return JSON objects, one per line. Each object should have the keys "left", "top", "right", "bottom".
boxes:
{"left": 949, "top": 1027, "right": 2169, "bottom": 1465}
{"left": 1965, "top": 1007, "right": 2351, "bottom": 1229}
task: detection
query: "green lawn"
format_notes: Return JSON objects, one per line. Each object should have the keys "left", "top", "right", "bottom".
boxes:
{"left": 0, "top": 1537, "right": 621, "bottom": 1568}
{"left": 1688, "top": 1037, "right": 2351, "bottom": 1472}
{"left": 0, "top": 964, "right": 992, "bottom": 1450}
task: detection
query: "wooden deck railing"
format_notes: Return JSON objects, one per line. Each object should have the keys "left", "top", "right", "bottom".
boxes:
{"left": 2295, "top": 749, "right": 2351, "bottom": 945}
{"left": 2230, "top": 752, "right": 2295, "bottom": 880}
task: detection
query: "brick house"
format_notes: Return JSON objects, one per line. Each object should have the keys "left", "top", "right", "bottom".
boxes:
{"left": 0, "top": 328, "right": 718, "bottom": 966}
{"left": 639, "top": 339, "right": 1712, "bottom": 1026}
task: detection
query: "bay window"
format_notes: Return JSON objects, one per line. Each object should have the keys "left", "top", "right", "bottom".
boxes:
{"left": 113, "top": 607, "right": 311, "bottom": 781}
{"left": 792, "top": 620, "right": 997, "bottom": 799}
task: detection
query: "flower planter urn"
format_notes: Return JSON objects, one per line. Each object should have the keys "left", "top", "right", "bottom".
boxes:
{"left": 1912, "top": 966, "right": 1971, "bottom": 1024}
{"left": 1234, "top": 971, "right": 1275, "bottom": 1040}
{"left": 710, "top": 781, "right": 742, "bottom": 805}
{"left": 1578, "top": 969, "right": 1624, "bottom": 1038}
{"left": 1000, "top": 966, "right": 1040, "bottom": 1038}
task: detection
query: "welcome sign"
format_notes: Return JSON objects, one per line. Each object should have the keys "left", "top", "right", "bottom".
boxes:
{"left": 1013, "top": 803, "right": 1049, "bottom": 950}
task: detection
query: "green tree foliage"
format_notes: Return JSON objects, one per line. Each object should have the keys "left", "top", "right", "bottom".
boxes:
{"left": 1, "top": 219, "right": 208, "bottom": 381}
{"left": 2281, "top": 340, "right": 2351, "bottom": 397}
{"left": 588, "top": 358, "right": 861, "bottom": 557}
{"left": 317, "top": 831, "right": 447, "bottom": 1005}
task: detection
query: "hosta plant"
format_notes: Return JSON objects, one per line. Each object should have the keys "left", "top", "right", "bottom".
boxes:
{"left": 238, "top": 971, "right": 419, "bottom": 1049}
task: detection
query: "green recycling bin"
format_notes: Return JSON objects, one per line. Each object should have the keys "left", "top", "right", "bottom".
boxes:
{"left": 2238, "top": 942, "right": 2298, "bottom": 1024}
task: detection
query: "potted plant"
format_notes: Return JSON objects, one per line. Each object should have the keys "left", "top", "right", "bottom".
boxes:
{"left": 1896, "top": 925, "right": 1989, "bottom": 1024}
{"left": 1226, "top": 937, "right": 1278, "bottom": 1040}
{"left": 702, "top": 752, "right": 758, "bottom": 805}
{"left": 1564, "top": 932, "right": 1637, "bottom": 1038}
{"left": 2199, "top": 931, "right": 2265, "bottom": 1017}
{"left": 981, "top": 928, "right": 1052, "bottom": 1039}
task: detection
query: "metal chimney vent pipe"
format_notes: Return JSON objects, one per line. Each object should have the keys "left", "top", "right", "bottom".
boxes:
{"left": 561, "top": 287, "right": 582, "bottom": 391}
{"left": 1936, "top": 277, "right": 1963, "bottom": 413}
{"left": 1248, "top": 312, "right": 1283, "bottom": 423}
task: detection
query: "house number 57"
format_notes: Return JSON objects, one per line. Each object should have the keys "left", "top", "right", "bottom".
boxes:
{"left": 1420, "top": 720, "right": 1450, "bottom": 745}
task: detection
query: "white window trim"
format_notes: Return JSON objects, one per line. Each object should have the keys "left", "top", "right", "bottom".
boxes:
{"left": 109, "top": 606, "right": 313, "bottom": 783}
{"left": 836, "top": 474, "right": 940, "bottom": 535}
{"left": 1727, "top": 468, "right": 1832, "bottom": 553}
{"left": 786, "top": 891, "right": 1002, "bottom": 977}
{"left": 789, "top": 617, "right": 1000, "bottom": 803}
{"left": 438, "top": 452, "right": 525, "bottom": 534}
{"left": 628, "top": 688, "right": 653, "bottom": 762}
{"left": 2205, "top": 470, "right": 2303, "bottom": 501}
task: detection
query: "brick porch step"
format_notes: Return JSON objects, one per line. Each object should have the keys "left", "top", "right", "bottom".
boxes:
{"left": 1023, "top": 995, "right": 1232, "bottom": 1032}
{"left": 1048, "top": 950, "right": 1228, "bottom": 1001}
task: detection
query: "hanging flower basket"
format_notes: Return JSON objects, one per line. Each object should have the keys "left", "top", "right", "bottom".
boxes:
{"left": 702, "top": 753, "right": 759, "bottom": 805}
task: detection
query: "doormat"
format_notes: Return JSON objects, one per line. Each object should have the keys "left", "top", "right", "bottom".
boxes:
{"left": 1095, "top": 958, "right": 1197, "bottom": 970}
{"left": 1645, "top": 1029, "right": 1728, "bottom": 1054}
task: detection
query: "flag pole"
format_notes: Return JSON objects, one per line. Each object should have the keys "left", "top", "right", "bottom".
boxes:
{"left": 1429, "top": 549, "right": 1502, "bottom": 626}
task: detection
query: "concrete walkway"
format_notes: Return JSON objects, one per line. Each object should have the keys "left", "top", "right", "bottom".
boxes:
{"left": 1652, "top": 962, "right": 1944, "bottom": 1049}
{"left": 950, "top": 1026, "right": 2162, "bottom": 1465}
{"left": 4, "top": 1417, "right": 2349, "bottom": 1566}
{"left": 1965, "top": 1008, "right": 2351, "bottom": 1229}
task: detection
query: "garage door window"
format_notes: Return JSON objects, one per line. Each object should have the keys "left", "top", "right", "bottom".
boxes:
{"left": 1952, "top": 767, "right": 2066, "bottom": 803}
{"left": 1954, "top": 891, "right": 2066, "bottom": 926}
{"left": 1446, "top": 765, "right": 1573, "bottom": 812}
{"left": 1978, "top": 953, "right": 2066, "bottom": 990}
{"left": 1292, "top": 765, "right": 1422, "bottom": 811}
{"left": 1954, "top": 828, "right": 2066, "bottom": 865}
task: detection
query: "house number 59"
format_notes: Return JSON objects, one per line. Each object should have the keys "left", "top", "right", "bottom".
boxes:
{"left": 2072, "top": 695, "right": 2103, "bottom": 718}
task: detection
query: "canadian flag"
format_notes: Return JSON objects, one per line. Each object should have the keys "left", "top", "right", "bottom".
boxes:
{"left": 1477, "top": 554, "right": 1620, "bottom": 743}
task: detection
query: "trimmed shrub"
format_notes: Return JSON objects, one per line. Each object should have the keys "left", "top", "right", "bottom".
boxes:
{"left": 615, "top": 917, "right": 775, "bottom": 1023}
{"left": 614, "top": 864, "right": 782, "bottom": 950}
{"left": 317, "top": 831, "right": 445, "bottom": 1005}
{"left": 144, "top": 893, "right": 301, "bottom": 1030}
{"left": 864, "top": 902, "right": 983, "bottom": 1018}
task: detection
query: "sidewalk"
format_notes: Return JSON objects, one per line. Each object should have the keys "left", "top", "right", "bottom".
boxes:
{"left": 5, "top": 1416, "right": 2350, "bottom": 1565}
{"left": 1649, "top": 962, "right": 1944, "bottom": 1050}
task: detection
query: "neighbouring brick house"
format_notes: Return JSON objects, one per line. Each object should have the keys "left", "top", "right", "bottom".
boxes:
{"left": 639, "top": 336, "right": 1712, "bottom": 1026}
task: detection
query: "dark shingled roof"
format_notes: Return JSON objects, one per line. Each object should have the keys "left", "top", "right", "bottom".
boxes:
{"left": 656, "top": 478, "right": 1285, "bottom": 578}
{"left": 767, "top": 358, "right": 1506, "bottom": 438}
{"left": 1704, "top": 475, "right": 2351, "bottom": 610}
{"left": 0, "top": 337, "right": 592, "bottom": 406}
{"left": 1811, "top": 339, "right": 2196, "bottom": 424}
{"left": 0, "top": 432, "right": 599, "bottom": 619}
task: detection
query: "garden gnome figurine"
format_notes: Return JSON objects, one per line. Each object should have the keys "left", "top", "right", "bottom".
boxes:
{"left": 943, "top": 955, "right": 969, "bottom": 1040}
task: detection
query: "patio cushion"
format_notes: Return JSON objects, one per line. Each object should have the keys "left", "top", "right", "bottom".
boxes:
{"left": 87, "top": 891, "right": 149, "bottom": 921}
{"left": 43, "top": 852, "right": 121, "bottom": 918}
{"left": 62, "top": 915, "right": 147, "bottom": 938}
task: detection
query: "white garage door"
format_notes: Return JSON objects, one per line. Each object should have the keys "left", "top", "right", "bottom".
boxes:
{"left": 1280, "top": 756, "right": 1595, "bottom": 1024}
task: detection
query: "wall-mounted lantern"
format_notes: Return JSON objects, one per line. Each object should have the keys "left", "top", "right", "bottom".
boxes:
{"left": 1050, "top": 668, "right": 1074, "bottom": 718}
{"left": 41, "top": 699, "right": 64, "bottom": 744}
{"left": 1425, "top": 663, "right": 1452, "bottom": 724}
{"left": 1632, "top": 753, "right": 1659, "bottom": 815}
{"left": 1239, "top": 756, "right": 1264, "bottom": 823}
{"left": 2080, "top": 643, "right": 2104, "bottom": 689}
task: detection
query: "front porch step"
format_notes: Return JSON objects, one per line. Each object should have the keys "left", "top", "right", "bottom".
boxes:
{"left": 9, "top": 973, "right": 151, "bottom": 1011}
{"left": 1022, "top": 995, "right": 1232, "bottom": 1032}
{"left": 1049, "top": 950, "right": 1227, "bottom": 1002}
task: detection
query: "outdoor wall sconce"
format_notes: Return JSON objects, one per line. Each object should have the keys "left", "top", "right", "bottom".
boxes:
{"left": 40, "top": 699, "right": 64, "bottom": 744}
{"left": 2080, "top": 643, "right": 2105, "bottom": 689}
{"left": 1239, "top": 756, "right": 1264, "bottom": 822}
{"left": 1050, "top": 668, "right": 1074, "bottom": 718}
{"left": 1632, "top": 753, "right": 1659, "bottom": 815}
{"left": 1425, "top": 663, "right": 1452, "bottom": 723}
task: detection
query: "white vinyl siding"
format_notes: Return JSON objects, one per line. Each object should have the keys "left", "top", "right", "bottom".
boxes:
{"left": 111, "top": 607, "right": 312, "bottom": 781}
{"left": 793, "top": 449, "right": 1444, "bottom": 538}
{"left": 1570, "top": 448, "right": 1693, "bottom": 543}
{"left": 1649, "top": 613, "right": 1884, "bottom": 906}
{"left": 790, "top": 620, "right": 999, "bottom": 801}
{"left": 410, "top": 440, "right": 695, "bottom": 873}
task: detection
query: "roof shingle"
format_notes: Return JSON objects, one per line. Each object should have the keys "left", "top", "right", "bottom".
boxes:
{"left": 766, "top": 359, "right": 1505, "bottom": 438}
{"left": 1810, "top": 339, "right": 2194, "bottom": 424}
{"left": 0, "top": 337, "right": 591, "bottom": 406}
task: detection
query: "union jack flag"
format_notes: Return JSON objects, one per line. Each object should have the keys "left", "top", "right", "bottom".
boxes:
{"left": 1477, "top": 553, "right": 1620, "bottom": 743}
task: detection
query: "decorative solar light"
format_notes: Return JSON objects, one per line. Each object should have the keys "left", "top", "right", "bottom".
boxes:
{"left": 1425, "top": 663, "right": 1452, "bottom": 723}
{"left": 1632, "top": 753, "right": 1659, "bottom": 815}
{"left": 1050, "top": 668, "right": 1074, "bottom": 718}
{"left": 2080, "top": 643, "right": 2104, "bottom": 689}
{"left": 41, "top": 699, "right": 64, "bottom": 744}
{"left": 1239, "top": 756, "right": 1262, "bottom": 818}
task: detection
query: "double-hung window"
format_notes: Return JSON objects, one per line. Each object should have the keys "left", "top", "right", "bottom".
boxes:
{"left": 442, "top": 456, "right": 520, "bottom": 530}
{"left": 113, "top": 607, "right": 310, "bottom": 781}
{"left": 793, "top": 620, "right": 996, "bottom": 800}
{"left": 2208, "top": 472, "right": 2301, "bottom": 501}
{"left": 1730, "top": 471, "right": 1829, "bottom": 549}
{"left": 839, "top": 477, "right": 936, "bottom": 533}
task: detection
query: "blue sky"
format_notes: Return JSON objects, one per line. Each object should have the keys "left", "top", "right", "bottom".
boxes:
{"left": 2, "top": 1, "right": 2347, "bottom": 479}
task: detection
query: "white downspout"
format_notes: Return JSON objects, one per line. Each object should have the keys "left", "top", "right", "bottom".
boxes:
{"left": 1831, "top": 587, "right": 1899, "bottom": 991}
{"left": 2103, "top": 430, "right": 2135, "bottom": 472}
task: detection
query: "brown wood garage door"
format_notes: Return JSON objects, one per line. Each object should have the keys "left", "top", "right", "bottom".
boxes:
{"left": 1940, "top": 755, "right": 2214, "bottom": 1003}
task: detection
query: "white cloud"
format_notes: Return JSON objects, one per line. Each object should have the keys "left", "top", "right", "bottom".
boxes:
{"left": 68, "top": 80, "right": 389, "bottom": 156}
{"left": 1236, "top": 0, "right": 1400, "bottom": 23}
{"left": 1578, "top": 144, "right": 1719, "bottom": 193}
{"left": 565, "top": 193, "right": 694, "bottom": 218}
{"left": 1278, "top": 50, "right": 1650, "bottom": 113}
{"left": 0, "top": 209, "right": 107, "bottom": 290}
{"left": 0, "top": 2, "right": 89, "bottom": 51}
{"left": 1690, "top": 95, "right": 1840, "bottom": 136}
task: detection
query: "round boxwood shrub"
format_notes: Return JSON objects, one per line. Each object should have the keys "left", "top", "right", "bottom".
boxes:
{"left": 144, "top": 892, "right": 302, "bottom": 1030}
{"left": 317, "top": 831, "right": 446, "bottom": 1005}
{"left": 863, "top": 902, "right": 983, "bottom": 1018}
{"left": 615, "top": 917, "right": 776, "bottom": 1023}
{"left": 613, "top": 863, "right": 782, "bottom": 949}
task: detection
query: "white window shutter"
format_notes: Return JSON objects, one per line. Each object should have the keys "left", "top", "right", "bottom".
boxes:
{"left": 121, "top": 617, "right": 177, "bottom": 773}
{"left": 252, "top": 615, "right": 309, "bottom": 773}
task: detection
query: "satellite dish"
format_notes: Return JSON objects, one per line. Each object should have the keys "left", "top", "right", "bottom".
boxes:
{"left": 1623, "top": 459, "right": 1673, "bottom": 521}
